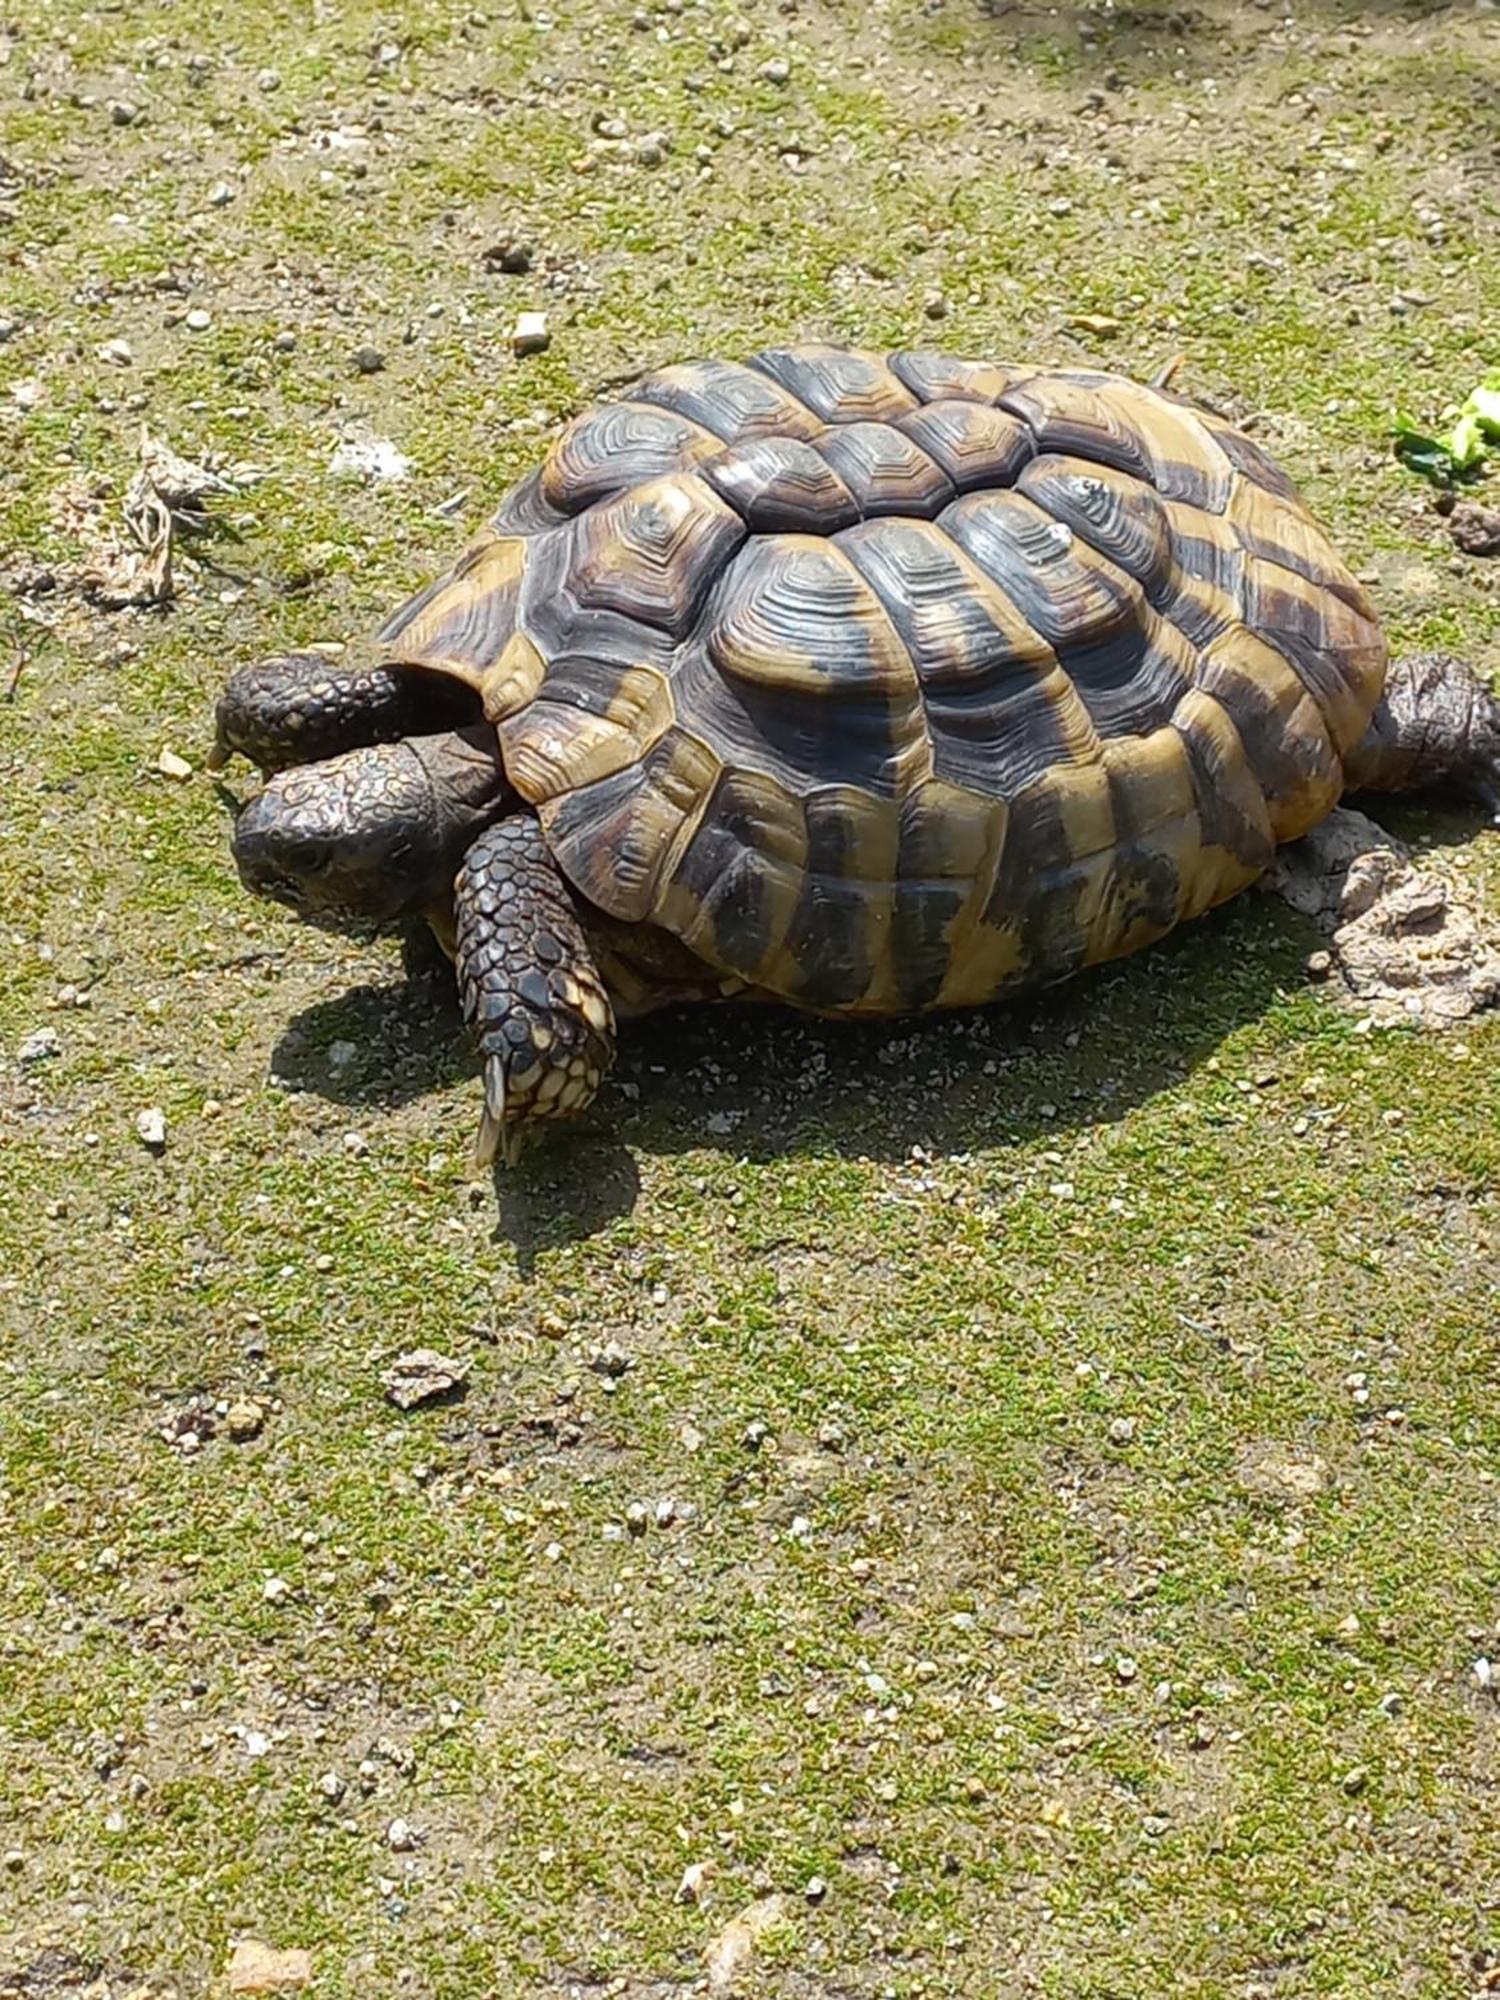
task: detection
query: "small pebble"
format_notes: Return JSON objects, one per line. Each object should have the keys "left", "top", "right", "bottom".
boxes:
{"left": 482, "top": 239, "right": 533, "bottom": 273}
{"left": 759, "top": 57, "right": 791, "bottom": 83}
{"left": 1341, "top": 1766, "right": 1368, "bottom": 1796}
{"left": 208, "top": 181, "right": 235, "bottom": 206}
{"left": 511, "top": 311, "right": 550, "bottom": 356}
{"left": 625, "top": 1502, "right": 649, "bottom": 1536}
{"left": 1114, "top": 1654, "right": 1138, "bottom": 1683}
{"left": 2, "top": 1850, "right": 22, "bottom": 1872}
{"left": 804, "top": 1875, "right": 828, "bottom": 1904}
{"left": 386, "top": 1817, "right": 417, "bottom": 1851}
{"left": 272, "top": 329, "right": 298, "bottom": 353}
{"left": 352, "top": 345, "right": 386, "bottom": 375}
{"left": 108, "top": 98, "right": 139, "bottom": 126}
{"left": 136, "top": 1107, "right": 168, "bottom": 1152}
{"left": 262, "top": 1576, "right": 289, "bottom": 1604}
{"left": 225, "top": 1399, "right": 264, "bottom": 1441}
{"left": 185, "top": 308, "right": 212, "bottom": 332}
{"left": 318, "top": 1771, "right": 346, "bottom": 1802}
{"left": 96, "top": 339, "right": 134, "bottom": 367}
{"left": 19, "top": 1027, "right": 61, "bottom": 1066}
{"left": 257, "top": 68, "right": 282, "bottom": 91}
{"left": 157, "top": 746, "right": 193, "bottom": 780}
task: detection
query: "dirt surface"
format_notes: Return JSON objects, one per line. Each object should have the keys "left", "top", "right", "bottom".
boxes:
{"left": 3, "top": 0, "right": 1500, "bottom": 1995}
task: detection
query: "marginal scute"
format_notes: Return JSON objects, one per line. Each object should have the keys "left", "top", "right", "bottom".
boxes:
{"left": 541, "top": 401, "right": 725, "bottom": 511}
{"left": 540, "top": 726, "right": 722, "bottom": 923}
{"left": 379, "top": 534, "right": 527, "bottom": 684}
{"left": 569, "top": 475, "right": 746, "bottom": 635}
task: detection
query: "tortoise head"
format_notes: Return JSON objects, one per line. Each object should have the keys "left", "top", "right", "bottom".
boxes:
{"left": 231, "top": 727, "right": 510, "bottom": 930}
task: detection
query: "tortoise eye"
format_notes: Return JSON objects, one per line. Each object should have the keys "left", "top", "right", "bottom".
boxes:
{"left": 283, "top": 839, "right": 330, "bottom": 875}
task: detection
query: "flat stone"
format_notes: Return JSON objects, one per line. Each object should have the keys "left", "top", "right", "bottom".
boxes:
{"left": 226, "top": 1940, "right": 311, "bottom": 1994}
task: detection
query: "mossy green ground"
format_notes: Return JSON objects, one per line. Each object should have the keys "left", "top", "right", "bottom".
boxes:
{"left": 3, "top": 0, "right": 1500, "bottom": 1993}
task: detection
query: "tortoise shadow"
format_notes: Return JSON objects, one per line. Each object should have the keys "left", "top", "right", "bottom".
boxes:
{"left": 272, "top": 888, "right": 1318, "bottom": 1263}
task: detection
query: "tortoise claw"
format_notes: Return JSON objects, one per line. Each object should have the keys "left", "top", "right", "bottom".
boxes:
{"left": 474, "top": 1057, "right": 525, "bottom": 1171}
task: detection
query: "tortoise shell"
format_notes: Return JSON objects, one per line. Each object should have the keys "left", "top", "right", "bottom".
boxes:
{"left": 376, "top": 344, "right": 1387, "bottom": 1014}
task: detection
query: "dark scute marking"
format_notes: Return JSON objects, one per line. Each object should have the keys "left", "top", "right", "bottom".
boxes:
{"left": 629, "top": 358, "right": 823, "bottom": 442}
{"left": 1016, "top": 455, "right": 1172, "bottom": 593}
{"left": 892, "top": 800, "right": 966, "bottom": 1009}
{"left": 748, "top": 345, "right": 918, "bottom": 426}
{"left": 897, "top": 401, "right": 1035, "bottom": 494}
{"left": 1176, "top": 713, "right": 1274, "bottom": 871}
{"left": 816, "top": 422, "right": 956, "bottom": 519}
{"left": 488, "top": 467, "right": 569, "bottom": 537}
{"left": 984, "top": 780, "right": 1088, "bottom": 984}
{"left": 887, "top": 350, "right": 1023, "bottom": 405}
{"left": 1211, "top": 423, "right": 1302, "bottom": 501}
{"left": 375, "top": 542, "right": 521, "bottom": 675}
{"left": 784, "top": 795, "right": 876, "bottom": 1009}
{"left": 1244, "top": 561, "right": 1377, "bottom": 746}
{"left": 684, "top": 636, "right": 905, "bottom": 798}
{"left": 1199, "top": 648, "right": 1339, "bottom": 815}
{"left": 1106, "top": 762, "right": 1185, "bottom": 939}
{"left": 542, "top": 753, "right": 660, "bottom": 919}
{"left": 669, "top": 770, "right": 784, "bottom": 977}
{"left": 1158, "top": 527, "right": 1241, "bottom": 649}
{"left": 704, "top": 436, "right": 860, "bottom": 534}
{"left": 838, "top": 517, "right": 1074, "bottom": 795}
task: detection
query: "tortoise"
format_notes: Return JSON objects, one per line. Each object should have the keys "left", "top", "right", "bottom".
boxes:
{"left": 215, "top": 344, "right": 1500, "bottom": 1163}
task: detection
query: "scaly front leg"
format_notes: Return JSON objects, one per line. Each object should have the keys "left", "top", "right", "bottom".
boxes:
{"left": 453, "top": 817, "right": 617, "bottom": 1167}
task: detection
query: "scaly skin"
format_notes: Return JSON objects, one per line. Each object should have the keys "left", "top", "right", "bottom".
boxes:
{"left": 452, "top": 817, "right": 617, "bottom": 1167}
{"left": 211, "top": 653, "right": 480, "bottom": 775}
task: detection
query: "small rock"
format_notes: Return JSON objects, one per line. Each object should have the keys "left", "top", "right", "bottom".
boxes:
{"left": 329, "top": 431, "right": 410, "bottom": 483}
{"left": 625, "top": 1502, "right": 649, "bottom": 1537}
{"left": 742, "top": 1419, "right": 770, "bottom": 1451}
{"left": 136, "top": 1107, "right": 168, "bottom": 1152}
{"left": 482, "top": 238, "right": 533, "bottom": 274}
{"left": 272, "top": 329, "right": 298, "bottom": 353}
{"left": 704, "top": 1893, "right": 789, "bottom": 1993}
{"left": 96, "top": 338, "right": 134, "bottom": 367}
{"left": 156, "top": 746, "right": 193, "bottom": 780}
{"left": 243, "top": 1730, "right": 271, "bottom": 1759}
{"left": 759, "top": 56, "right": 791, "bottom": 83}
{"left": 386, "top": 1817, "right": 418, "bottom": 1851}
{"left": 1448, "top": 499, "right": 1500, "bottom": 558}
{"left": 225, "top": 1399, "right": 264, "bottom": 1441}
{"left": 511, "top": 311, "right": 550, "bottom": 356}
{"left": 18, "top": 1027, "right": 61, "bottom": 1066}
{"left": 226, "top": 1939, "right": 311, "bottom": 1994}
{"left": 923, "top": 292, "right": 950, "bottom": 322}
{"left": 108, "top": 98, "right": 139, "bottom": 126}
{"left": 1114, "top": 1654, "right": 1139, "bottom": 1683}
{"left": 382, "top": 1348, "right": 469, "bottom": 1410}
{"left": 352, "top": 344, "right": 386, "bottom": 375}
{"left": 1236, "top": 1442, "right": 1328, "bottom": 1504}
{"left": 1340, "top": 1765, "right": 1368, "bottom": 1796}
{"left": 208, "top": 181, "right": 235, "bottom": 206}
{"left": 2, "top": 1850, "right": 22, "bottom": 1872}
{"left": 317, "top": 1770, "right": 346, "bottom": 1802}
{"left": 257, "top": 68, "right": 282, "bottom": 91}
{"left": 804, "top": 1874, "right": 828, "bottom": 1904}
{"left": 589, "top": 1339, "right": 634, "bottom": 1378}
{"left": 185, "top": 308, "right": 212, "bottom": 333}
{"left": 1107, "top": 1416, "right": 1135, "bottom": 1445}
{"left": 677, "top": 1858, "right": 715, "bottom": 1904}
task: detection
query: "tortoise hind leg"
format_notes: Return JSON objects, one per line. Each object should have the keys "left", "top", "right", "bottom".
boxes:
{"left": 453, "top": 817, "right": 616, "bottom": 1168}
{"left": 210, "top": 653, "right": 482, "bottom": 776}
{"left": 1343, "top": 651, "right": 1500, "bottom": 819}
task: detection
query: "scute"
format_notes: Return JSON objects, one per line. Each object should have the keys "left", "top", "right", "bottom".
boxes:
{"left": 373, "top": 344, "right": 1388, "bottom": 1014}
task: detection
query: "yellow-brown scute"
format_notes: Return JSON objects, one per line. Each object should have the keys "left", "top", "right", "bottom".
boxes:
{"left": 374, "top": 346, "right": 1388, "bottom": 1014}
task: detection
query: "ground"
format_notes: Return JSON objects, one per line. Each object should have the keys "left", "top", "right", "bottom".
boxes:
{"left": 2, "top": 0, "right": 1500, "bottom": 1994}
